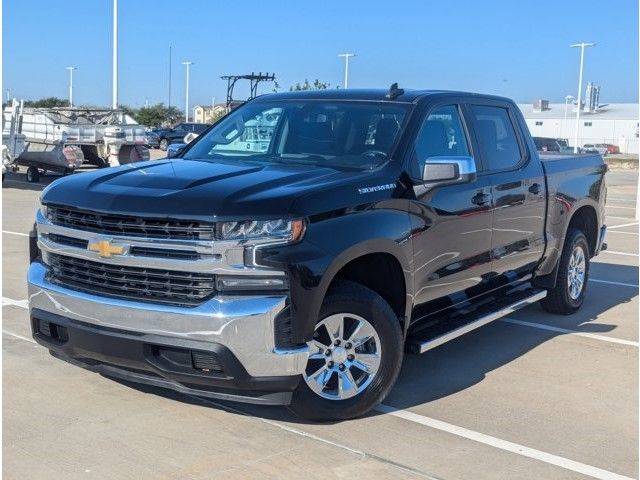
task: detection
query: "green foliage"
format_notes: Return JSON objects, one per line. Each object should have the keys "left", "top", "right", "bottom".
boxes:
{"left": 129, "top": 103, "right": 183, "bottom": 127}
{"left": 23, "top": 97, "right": 70, "bottom": 108}
{"left": 289, "top": 79, "right": 331, "bottom": 91}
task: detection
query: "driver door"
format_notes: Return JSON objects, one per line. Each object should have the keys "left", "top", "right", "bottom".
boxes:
{"left": 408, "top": 103, "right": 494, "bottom": 320}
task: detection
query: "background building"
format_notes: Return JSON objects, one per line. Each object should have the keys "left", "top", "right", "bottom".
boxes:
{"left": 518, "top": 101, "right": 639, "bottom": 153}
{"left": 193, "top": 104, "right": 227, "bottom": 124}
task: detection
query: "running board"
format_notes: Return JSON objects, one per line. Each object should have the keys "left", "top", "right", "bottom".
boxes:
{"left": 406, "top": 288, "right": 547, "bottom": 354}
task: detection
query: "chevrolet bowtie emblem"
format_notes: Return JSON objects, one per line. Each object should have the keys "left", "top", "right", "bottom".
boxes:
{"left": 88, "top": 239, "right": 125, "bottom": 258}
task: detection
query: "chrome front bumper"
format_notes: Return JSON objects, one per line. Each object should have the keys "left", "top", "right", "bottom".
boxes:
{"left": 27, "top": 261, "right": 309, "bottom": 379}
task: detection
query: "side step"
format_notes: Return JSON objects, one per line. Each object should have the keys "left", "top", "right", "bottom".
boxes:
{"left": 406, "top": 288, "right": 547, "bottom": 354}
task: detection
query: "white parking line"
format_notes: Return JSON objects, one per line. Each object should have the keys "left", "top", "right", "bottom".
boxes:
{"left": 608, "top": 222, "right": 639, "bottom": 230}
{"left": 601, "top": 250, "right": 639, "bottom": 257}
{"left": 501, "top": 318, "right": 638, "bottom": 347}
{"left": 606, "top": 230, "right": 638, "bottom": 236}
{"left": 606, "top": 215, "right": 635, "bottom": 220}
{"left": 374, "top": 404, "right": 635, "bottom": 480}
{"left": 3, "top": 330, "right": 36, "bottom": 344}
{"left": 2, "top": 297, "right": 29, "bottom": 309}
{"left": 606, "top": 205, "right": 636, "bottom": 210}
{"left": 590, "top": 278, "right": 639, "bottom": 288}
{"left": 2, "top": 230, "right": 28, "bottom": 237}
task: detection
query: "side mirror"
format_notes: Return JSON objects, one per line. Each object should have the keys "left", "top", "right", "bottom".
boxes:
{"left": 422, "top": 156, "right": 477, "bottom": 186}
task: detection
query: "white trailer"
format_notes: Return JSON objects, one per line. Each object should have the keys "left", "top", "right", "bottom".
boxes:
{"left": 2, "top": 104, "right": 149, "bottom": 176}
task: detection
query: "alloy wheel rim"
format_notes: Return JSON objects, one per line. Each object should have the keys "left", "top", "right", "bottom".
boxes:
{"left": 567, "top": 245, "right": 586, "bottom": 300}
{"left": 304, "top": 313, "right": 381, "bottom": 401}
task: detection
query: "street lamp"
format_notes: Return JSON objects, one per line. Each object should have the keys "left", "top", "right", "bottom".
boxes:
{"left": 112, "top": 0, "right": 118, "bottom": 109}
{"left": 562, "top": 94, "right": 574, "bottom": 140}
{"left": 66, "top": 66, "right": 77, "bottom": 107}
{"left": 570, "top": 42, "right": 595, "bottom": 153}
{"left": 182, "top": 61, "right": 193, "bottom": 122}
{"left": 338, "top": 53, "right": 356, "bottom": 88}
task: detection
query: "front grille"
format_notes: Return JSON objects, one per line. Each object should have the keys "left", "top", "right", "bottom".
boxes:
{"left": 46, "top": 253, "right": 215, "bottom": 306}
{"left": 46, "top": 205, "right": 215, "bottom": 240}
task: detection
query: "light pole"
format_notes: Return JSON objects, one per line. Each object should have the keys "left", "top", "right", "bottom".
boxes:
{"left": 570, "top": 42, "right": 595, "bottom": 153}
{"left": 562, "top": 94, "right": 574, "bottom": 140}
{"left": 182, "top": 61, "right": 193, "bottom": 122}
{"left": 112, "top": 0, "right": 118, "bottom": 109}
{"left": 66, "top": 66, "right": 77, "bottom": 107}
{"left": 338, "top": 53, "right": 356, "bottom": 88}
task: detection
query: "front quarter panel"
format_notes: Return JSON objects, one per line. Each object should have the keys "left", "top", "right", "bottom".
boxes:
{"left": 258, "top": 203, "right": 413, "bottom": 344}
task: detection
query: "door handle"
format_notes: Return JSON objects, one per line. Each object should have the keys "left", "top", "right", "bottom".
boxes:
{"left": 528, "top": 183, "right": 541, "bottom": 195}
{"left": 472, "top": 191, "right": 490, "bottom": 206}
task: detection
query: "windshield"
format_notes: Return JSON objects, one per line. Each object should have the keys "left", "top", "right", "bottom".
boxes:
{"left": 183, "top": 100, "right": 410, "bottom": 168}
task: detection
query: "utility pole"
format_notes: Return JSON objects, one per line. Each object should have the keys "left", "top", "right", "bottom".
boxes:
{"left": 66, "top": 66, "right": 77, "bottom": 107}
{"left": 338, "top": 53, "right": 356, "bottom": 88}
{"left": 168, "top": 45, "right": 172, "bottom": 109}
{"left": 112, "top": 0, "right": 118, "bottom": 109}
{"left": 570, "top": 42, "right": 595, "bottom": 153}
{"left": 182, "top": 61, "right": 193, "bottom": 122}
{"left": 5, "top": 88, "right": 10, "bottom": 103}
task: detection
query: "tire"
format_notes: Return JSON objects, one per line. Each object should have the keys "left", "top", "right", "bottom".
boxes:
{"left": 290, "top": 280, "right": 403, "bottom": 421}
{"left": 541, "top": 229, "right": 590, "bottom": 315}
{"left": 160, "top": 139, "right": 168, "bottom": 151}
{"left": 26, "top": 166, "right": 40, "bottom": 183}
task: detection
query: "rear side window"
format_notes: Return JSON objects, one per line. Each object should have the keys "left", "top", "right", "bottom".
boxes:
{"left": 470, "top": 105, "right": 522, "bottom": 171}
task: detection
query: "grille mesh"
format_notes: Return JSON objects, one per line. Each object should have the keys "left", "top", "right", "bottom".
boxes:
{"left": 46, "top": 253, "right": 215, "bottom": 306}
{"left": 46, "top": 205, "right": 215, "bottom": 240}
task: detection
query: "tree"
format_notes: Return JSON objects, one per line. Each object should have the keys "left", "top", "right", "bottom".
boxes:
{"left": 130, "top": 103, "right": 182, "bottom": 127}
{"left": 289, "top": 79, "right": 331, "bottom": 91}
{"left": 23, "top": 97, "right": 70, "bottom": 108}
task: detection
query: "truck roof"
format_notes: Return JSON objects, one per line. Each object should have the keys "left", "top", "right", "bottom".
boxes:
{"left": 256, "top": 89, "right": 514, "bottom": 104}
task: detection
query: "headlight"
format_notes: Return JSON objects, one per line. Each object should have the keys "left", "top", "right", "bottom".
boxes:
{"left": 40, "top": 204, "right": 48, "bottom": 219}
{"left": 218, "top": 219, "right": 305, "bottom": 242}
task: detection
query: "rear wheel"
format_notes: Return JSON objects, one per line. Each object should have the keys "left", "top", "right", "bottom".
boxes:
{"left": 160, "top": 138, "right": 169, "bottom": 151}
{"left": 290, "top": 280, "right": 403, "bottom": 421}
{"left": 541, "top": 229, "right": 590, "bottom": 314}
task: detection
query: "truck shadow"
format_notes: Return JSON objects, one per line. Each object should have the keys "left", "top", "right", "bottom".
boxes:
{"left": 111, "top": 261, "right": 638, "bottom": 425}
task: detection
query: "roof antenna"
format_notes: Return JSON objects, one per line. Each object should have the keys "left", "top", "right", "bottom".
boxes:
{"left": 386, "top": 83, "right": 404, "bottom": 99}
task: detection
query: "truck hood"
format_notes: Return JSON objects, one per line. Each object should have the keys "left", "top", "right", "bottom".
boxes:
{"left": 41, "top": 158, "right": 383, "bottom": 220}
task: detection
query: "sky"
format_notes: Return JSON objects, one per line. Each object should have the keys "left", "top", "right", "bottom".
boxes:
{"left": 2, "top": 0, "right": 638, "bottom": 109}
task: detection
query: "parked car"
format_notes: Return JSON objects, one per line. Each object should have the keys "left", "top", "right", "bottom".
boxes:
{"left": 582, "top": 144, "right": 609, "bottom": 156}
{"left": 157, "top": 123, "right": 211, "bottom": 151}
{"left": 533, "top": 137, "right": 561, "bottom": 152}
{"left": 144, "top": 130, "right": 161, "bottom": 149}
{"left": 28, "top": 87, "right": 607, "bottom": 421}
{"left": 604, "top": 144, "right": 620, "bottom": 154}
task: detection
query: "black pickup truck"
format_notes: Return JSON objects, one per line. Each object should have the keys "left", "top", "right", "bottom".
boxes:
{"left": 28, "top": 86, "right": 607, "bottom": 420}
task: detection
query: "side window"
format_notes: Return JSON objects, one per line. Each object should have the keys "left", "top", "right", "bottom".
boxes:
{"left": 412, "top": 105, "right": 469, "bottom": 177}
{"left": 469, "top": 105, "right": 523, "bottom": 171}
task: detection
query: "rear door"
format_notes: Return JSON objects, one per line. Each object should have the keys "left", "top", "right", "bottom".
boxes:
{"left": 408, "top": 101, "right": 494, "bottom": 319}
{"left": 466, "top": 102, "right": 546, "bottom": 281}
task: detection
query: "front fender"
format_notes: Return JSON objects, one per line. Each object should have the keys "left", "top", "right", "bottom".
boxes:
{"left": 258, "top": 208, "right": 413, "bottom": 344}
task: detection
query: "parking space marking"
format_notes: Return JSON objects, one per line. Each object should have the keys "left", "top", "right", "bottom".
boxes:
{"left": 608, "top": 222, "right": 639, "bottom": 230}
{"left": 2, "top": 230, "right": 28, "bottom": 237}
{"left": 601, "top": 250, "right": 639, "bottom": 257}
{"left": 3, "top": 330, "right": 36, "bottom": 344}
{"left": 606, "top": 230, "right": 638, "bottom": 236}
{"left": 606, "top": 205, "right": 636, "bottom": 211}
{"left": 606, "top": 215, "right": 635, "bottom": 220}
{"left": 374, "top": 404, "right": 635, "bottom": 480}
{"left": 2, "top": 297, "right": 28, "bottom": 309}
{"left": 501, "top": 318, "right": 639, "bottom": 347}
{"left": 590, "top": 278, "right": 639, "bottom": 288}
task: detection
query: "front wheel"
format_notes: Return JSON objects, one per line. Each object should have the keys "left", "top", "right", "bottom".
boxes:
{"left": 26, "top": 166, "right": 40, "bottom": 183}
{"left": 541, "top": 229, "right": 590, "bottom": 314}
{"left": 290, "top": 280, "right": 403, "bottom": 421}
{"left": 159, "top": 139, "right": 169, "bottom": 151}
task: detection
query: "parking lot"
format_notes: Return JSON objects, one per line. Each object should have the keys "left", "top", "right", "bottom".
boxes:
{"left": 2, "top": 163, "right": 638, "bottom": 480}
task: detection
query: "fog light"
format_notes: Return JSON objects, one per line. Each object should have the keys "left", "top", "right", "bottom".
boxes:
{"left": 216, "top": 276, "right": 288, "bottom": 292}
